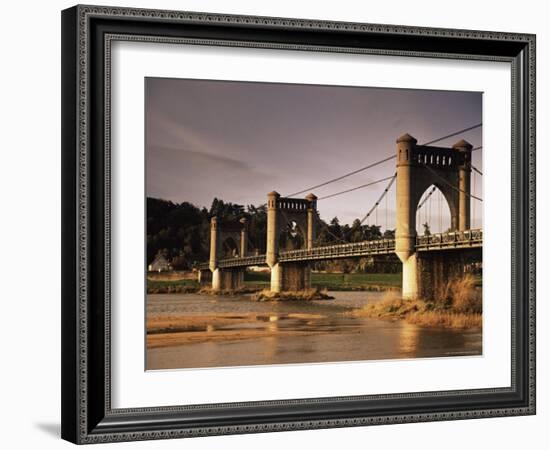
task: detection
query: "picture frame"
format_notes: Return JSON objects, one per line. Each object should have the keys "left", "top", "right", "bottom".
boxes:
{"left": 61, "top": 4, "right": 536, "bottom": 444}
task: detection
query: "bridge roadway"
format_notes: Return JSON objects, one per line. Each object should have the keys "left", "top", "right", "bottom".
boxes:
{"left": 196, "top": 229, "right": 482, "bottom": 270}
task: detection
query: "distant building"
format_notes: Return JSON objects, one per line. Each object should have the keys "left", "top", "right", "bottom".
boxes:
{"left": 148, "top": 253, "right": 172, "bottom": 272}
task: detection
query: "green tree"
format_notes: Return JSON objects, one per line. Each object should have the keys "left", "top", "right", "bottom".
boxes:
{"left": 349, "top": 219, "right": 364, "bottom": 242}
{"left": 364, "top": 224, "right": 382, "bottom": 240}
{"left": 328, "top": 217, "right": 342, "bottom": 242}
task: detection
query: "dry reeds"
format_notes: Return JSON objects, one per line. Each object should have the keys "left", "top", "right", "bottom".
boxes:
{"left": 449, "top": 274, "right": 482, "bottom": 313}
{"left": 348, "top": 292, "right": 420, "bottom": 320}
{"left": 406, "top": 311, "right": 482, "bottom": 328}
{"left": 348, "top": 276, "right": 482, "bottom": 329}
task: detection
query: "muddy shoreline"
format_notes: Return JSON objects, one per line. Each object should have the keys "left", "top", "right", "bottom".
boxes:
{"left": 146, "top": 291, "right": 482, "bottom": 370}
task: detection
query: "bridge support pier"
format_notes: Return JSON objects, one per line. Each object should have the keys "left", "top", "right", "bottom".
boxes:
{"left": 212, "top": 268, "right": 245, "bottom": 292}
{"left": 270, "top": 264, "right": 282, "bottom": 293}
{"left": 402, "top": 254, "right": 419, "bottom": 300}
{"left": 401, "top": 249, "right": 481, "bottom": 300}
{"left": 198, "top": 269, "right": 212, "bottom": 287}
{"left": 270, "top": 263, "right": 311, "bottom": 293}
{"left": 417, "top": 248, "right": 481, "bottom": 300}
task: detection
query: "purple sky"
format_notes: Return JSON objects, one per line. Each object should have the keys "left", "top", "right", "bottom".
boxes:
{"left": 146, "top": 78, "right": 482, "bottom": 231}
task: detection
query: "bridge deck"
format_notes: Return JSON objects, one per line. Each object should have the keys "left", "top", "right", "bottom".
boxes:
{"left": 196, "top": 229, "right": 482, "bottom": 270}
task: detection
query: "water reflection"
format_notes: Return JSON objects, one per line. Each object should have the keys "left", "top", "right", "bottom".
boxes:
{"left": 399, "top": 323, "right": 421, "bottom": 356}
{"left": 146, "top": 291, "right": 482, "bottom": 370}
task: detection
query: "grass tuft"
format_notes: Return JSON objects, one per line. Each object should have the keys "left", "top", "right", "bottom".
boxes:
{"left": 406, "top": 310, "right": 482, "bottom": 328}
{"left": 252, "top": 288, "right": 334, "bottom": 302}
{"left": 348, "top": 276, "right": 482, "bottom": 329}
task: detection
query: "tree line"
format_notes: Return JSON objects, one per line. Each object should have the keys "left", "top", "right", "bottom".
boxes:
{"left": 147, "top": 197, "right": 399, "bottom": 272}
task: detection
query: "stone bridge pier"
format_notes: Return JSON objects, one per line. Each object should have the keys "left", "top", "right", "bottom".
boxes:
{"left": 198, "top": 267, "right": 245, "bottom": 290}
{"left": 197, "top": 268, "right": 212, "bottom": 287}
{"left": 270, "top": 262, "right": 312, "bottom": 292}
{"left": 211, "top": 268, "right": 245, "bottom": 291}
{"left": 416, "top": 248, "right": 481, "bottom": 300}
{"left": 267, "top": 191, "right": 317, "bottom": 292}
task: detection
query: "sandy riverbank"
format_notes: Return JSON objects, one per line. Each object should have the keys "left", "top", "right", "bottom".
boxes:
{"left": 147, "top": 312, "right": 328, "bottom": 348}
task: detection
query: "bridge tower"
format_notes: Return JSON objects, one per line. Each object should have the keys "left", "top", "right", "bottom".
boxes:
{"left": 266, "top": 191, "right": 317, "bottom": 292}
{"left": 204, "top": 216, "right": 249, "bottom": 291}
{"left": 395, "top": 133, "right": 472, "bottom": 299}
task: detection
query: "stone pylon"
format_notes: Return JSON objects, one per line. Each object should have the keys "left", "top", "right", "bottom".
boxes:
{"left": 395, "top": 133, "right": 419, "bottom": 299}
{"left": 454, "top": 139, "right": 473, "bottom": 231}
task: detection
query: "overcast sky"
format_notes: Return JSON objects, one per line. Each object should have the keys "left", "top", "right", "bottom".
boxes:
{"left": 146, "top": 78, "right": 482, "bottom": 229}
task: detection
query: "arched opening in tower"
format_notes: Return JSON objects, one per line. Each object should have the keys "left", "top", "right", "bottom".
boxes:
{"left": 279, "top": 220, "right": 305, "bottom": 251}
{"left": 415, "top": 184, "right": 454, "bottom": 235}
{"left": 221, "top": 237, "right": 239, "bottom": 258}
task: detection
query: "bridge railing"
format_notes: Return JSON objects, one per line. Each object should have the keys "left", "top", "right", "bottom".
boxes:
{"left": 195, "top": 254, "right": 267, "bottom": 270}
{"left": 194, "top": 229, "right": 483, "bottom": 269}
{"left": 279, "top": 239, "right": 395, "bottom": 262}
{"left": 415, "top": 229, "right": 483, "bottom": 250}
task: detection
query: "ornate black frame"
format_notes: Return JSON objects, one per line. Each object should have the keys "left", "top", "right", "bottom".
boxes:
{"left": 61, "top": 4, "right": 536, "bottom": 444}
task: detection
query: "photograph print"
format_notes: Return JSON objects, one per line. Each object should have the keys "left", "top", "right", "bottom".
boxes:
{"left": 145, "top": 78, "right": 483, "bottom": 371}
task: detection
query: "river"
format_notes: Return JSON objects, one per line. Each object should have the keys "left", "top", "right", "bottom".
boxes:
{"left": 146, "top": 291, "right": 482, "bottom": 370}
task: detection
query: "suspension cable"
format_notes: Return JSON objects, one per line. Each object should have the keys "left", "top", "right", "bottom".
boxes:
{"left": 428, "top": 188, "right": 432, "bottom": 230}
{"left": 279, "top": 208, "right": 308, "bottom": 244}
{"left": 313, "top": 210, "right": 348, "bottom": 244}
{"left": 473, "top": 170, "right": 477, "bottom": 227}
{"left": 246, "top": 233, "right": 257, "bottom": 255}
{"left": 438, "top": 189, "right": 442, "bottom": 232}
{"left": 385, "top": 186, "right": 388, "bottom": 231}
{"left": 421, "top": 123, "right": 482, "bottom": 146}
{"left": 359, "top": 174, "right": 397, "bottom": 225}
{"left": 317, "top": 175, "right": 395, "bottom": 201}
{"left": 424, "top": 192, "right": 432, "bottom": 229}
{"left": 417, "top": 186, "right": 437, "bottom": 210}
{"left": 472, "top": 164, "right": 483, "bottom": 175}
{"left": 222, "top": 240, "right": 237, "bottom": 257}
{"left": 251, "top": 130, "right": 482, "bottom": 230}
{"left": 285, "top": 155, "right": 395, "bottom": 198}
{"left": 315, "top": 142, "right": 481, "bottom": 203}
{"left": 416, "top": 196, "right": 420, "bottom": 230}
{"left": 470, "top": 145, "right": 483, "bottom": 175}
{"left": 420, "top": 163, "right": 483, "bottom": 202}
{"left": 284, "top": 124, "right": 482, "bottom": 198}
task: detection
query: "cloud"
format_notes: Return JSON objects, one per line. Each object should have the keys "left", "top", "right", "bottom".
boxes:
{"left": 145, "top": 78, "right": 482, "bottom": 224}
{"left": 146, "top": 145, "right": 280, "bottom": 207}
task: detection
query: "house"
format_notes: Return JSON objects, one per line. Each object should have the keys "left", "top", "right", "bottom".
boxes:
{"left": 148, "top": 253, "right": 172, "bottom": 273}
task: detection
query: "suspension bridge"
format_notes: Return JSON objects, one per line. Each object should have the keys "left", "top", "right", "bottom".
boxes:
{"left": 196, "top": 128, "right": 483, "bottom": 300}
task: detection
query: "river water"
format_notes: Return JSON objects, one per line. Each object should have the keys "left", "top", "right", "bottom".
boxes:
{"left": 146, "top": 291, "right": 481, "bottom": 370}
